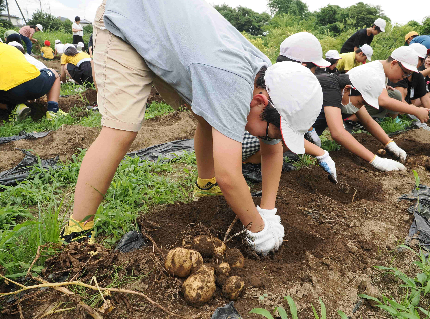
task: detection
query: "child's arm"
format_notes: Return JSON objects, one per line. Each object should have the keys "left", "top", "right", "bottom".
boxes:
{"left": 325, "top": 106, "right": 374, "bottom": 162}
{"left": 379, "top": 88, "right": 429, "bottom": 122}
{"left": 355, "top": 106, "right": 390, "bottom": 145}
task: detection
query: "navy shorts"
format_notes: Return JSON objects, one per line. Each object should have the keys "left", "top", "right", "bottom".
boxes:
{"left": 0, "top": 68, "right": 56, "bottom": 107}
{"left": 67, "top": 61, "right": 93, "bottom": 85}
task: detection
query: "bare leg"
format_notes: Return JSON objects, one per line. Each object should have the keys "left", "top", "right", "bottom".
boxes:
{"left": 72, "top": 127, "right": 138, "bottom": 221}
{"left": 244, "top": 150, "right": 262, "bottom": 164}
{"left": 47, "top": 69, "right": 60, "bottom": 103}
{"left": 193, "top": 113, "right": 215, "bottom": 179}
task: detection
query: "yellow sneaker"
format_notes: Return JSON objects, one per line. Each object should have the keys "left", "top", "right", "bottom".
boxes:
{"left": 14, "top": 104, "right": 31, "bottom": 121}
{"left": 192, "top": 177, "right": 223, "bottom": 201}
{"left": 60, "top": 217, "right": 95, "bottom": 244}
{"left": 46, "top": 109, "right": 68, "bottom": 120}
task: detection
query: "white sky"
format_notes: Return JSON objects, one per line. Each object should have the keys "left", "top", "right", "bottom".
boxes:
{"left": 5, "top": 0, "right": 428, "bottom": 26}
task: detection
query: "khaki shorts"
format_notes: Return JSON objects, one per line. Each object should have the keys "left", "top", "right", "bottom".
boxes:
{"left": 365, "top": 89, "right": 402, "bottom": 118}
{"left": 93, "top": 0, "right": 185, "bottom": 132}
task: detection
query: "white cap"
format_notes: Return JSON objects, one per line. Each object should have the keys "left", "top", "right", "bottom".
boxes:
{"left": 325, "top": 50, "right": 341, "bottom": 60}
{"left": 55, "top": 39, "right": 61, "bottom": 44}
{"left": 64, "top": 43, "right": 75, "bottom": 51}
{"left": 391, "top": 46, "right": 419, "bottom": 72}
{"left": 36, "top": 24, "right": 43, "bottom": 32}
{"left": 348, "top": 64, "right": 385, "bottom": 109}
{"left": 279, "top": 32, "right": 331, "bottom": 68}
{"left": 265, "top": 61, "right": 323, "bottom": 154}
{"left": 409, "top": 43, "right": 427, "bottom": 59}
{"left": 360, "top": 44, "right": 373, "bottom": 61}
{"left": 8, "top": 41, "right": 24, "bottom": 51}
{"left": 374, "top": 18, "right": 386, "bottom": 32}
{"left": 77, "top": 42, "right": 84, "bottom": 47}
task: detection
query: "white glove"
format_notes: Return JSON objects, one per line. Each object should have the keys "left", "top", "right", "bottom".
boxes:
{"left": 256, "top": 206, "right": 284, "bottom": 247}
{"left": 370, "top": 155, "right": 406, "bottom": 172}
{"left": 385, "top": 140, "right": 407, "bottom": 163}
{"left": 246, "top": 216, "right": 284, "bottom": 256}
{"left": 316, "top": 150, "right": 337, "bottom": 183}
{"left": 305, "top": 128, "right": 321, "bottom": 147}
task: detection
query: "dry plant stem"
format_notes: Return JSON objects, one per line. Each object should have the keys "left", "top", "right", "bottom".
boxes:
{"left": 18, "top": 303, "right": 24, "bottom": 319}
{"left": 26, "top": 245, "right": 42, "bottom": 278}
{"left": 91, "top": 276, "right": 106, "bottom": 303}
{"left": 351, "top": 188, "right": 358, "bottom": 203}
{"left": 0, "top": 274, "right": 185, "bottom": 318}
{"left": 39, "top": 307, "right": 76, "bottom": 318}
{"left": 225, "top": 228, "right": 248, "bottom": 244}
{"left": 69, "top": 254, "right": 94, "bottom": 282}
{"left": 223, "top": 216, "right": 238, "bottom": 242}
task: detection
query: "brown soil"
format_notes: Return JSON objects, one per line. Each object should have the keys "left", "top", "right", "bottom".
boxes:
{"left": 1, "top": 111, "right": 430, "bottom": 318}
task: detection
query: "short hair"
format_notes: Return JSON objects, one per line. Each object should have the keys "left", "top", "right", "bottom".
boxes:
{"left": 261, "top": 100, "right": 281, "bottom": 129}
{"left": 255, "top": 66, "right": 267, "bottom": 90}
{"left": 386, "top": 56, "right": 394, "bottom": 62}
{"left": 326, "top": 58, "right": 339, "bottom": 66}
{"left": 75, "top": 16, "right": 80, "bottom": 22}
{"left": 373, "top": 24, "right": 381, "bottom": 32}
{"left": 276, "top": 55, "right": 316, "bottom": 70}
{"left": 355, "top": 48, "right": 363, "bottom": 54}
{"left": 64, "top": 46, "right": 78, "bottom": 56}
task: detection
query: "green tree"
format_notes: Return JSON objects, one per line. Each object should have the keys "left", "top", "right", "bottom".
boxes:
{"left": 342, "top": 2, "right": 388, "bottom": 29}
{"left": 421, "top": 17, "right": 430, "bottom": 35}
{"left": 315, "top": 4, "right": 343, "bottom": 26}
{"left": 62, "top": 18, "right": 73, "bottom": 33}
{"left": 27, "top": 10, "right": 64, "bottom": 31}
{"left": 268, "top": 0, "right": 309, "bottom": 18}
{"left": 214, "top": 4, "right": 270, "bottom": 36}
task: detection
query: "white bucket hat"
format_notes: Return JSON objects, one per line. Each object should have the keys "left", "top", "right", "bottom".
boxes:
{"left": 55, "top": 39, "right": 61, "bottom": 44}
{"left": 347, "top": 64, "right": 385, "bottom": 109}
{"left": 265, "top": 61, "right": 323, "bottom": 154}
{"left": 36, "top": 24, "right": 43, "bottom": 32}
{"left": 409, "top": 43, "right": 427, "bottom": 59}
{"left": 374, "top": 18, "right": 386, "bottom": 32}
{"left": 360, "top": 44, "right": 373, "bottom": 61}
{"left": 391, "top": 46, "right": 419, "bottom": 72}
{"left": 325, "top": 50, "right": 341, "bottom": 60}
{"left": 279, "top": 32, "right": 331, "bottom": 68}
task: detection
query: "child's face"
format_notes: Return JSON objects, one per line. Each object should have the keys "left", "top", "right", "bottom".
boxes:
{"left": 425, "top": 56, "right": 430, "bottom": 69}
{"left": 356, "top": 53, "right": 367, "bottom": 63}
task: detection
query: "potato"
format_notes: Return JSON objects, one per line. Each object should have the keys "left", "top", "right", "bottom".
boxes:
{"left": 225, "top": 248, "right": 245, "bottom": 269}
{"left": 376, "top": 149, "right": 386, "bottom": 156}
{"left": 222, "top": 276, "right": 245, "bottom": 300}
{"left": 191, "top": 235, "right": 227, "bottom": 258}
{"left": 215, "top": 262, "right": 230, "bottom": 277}
{"left": 182, "top": 265, "right": 216, "bottom": 305}
{"left": 164, "top": 247, "right": 203, "bottom": 278}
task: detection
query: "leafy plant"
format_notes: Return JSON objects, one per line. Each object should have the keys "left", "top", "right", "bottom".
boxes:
{"left": 250, "top": 296, "right": 348, "bottom": 319}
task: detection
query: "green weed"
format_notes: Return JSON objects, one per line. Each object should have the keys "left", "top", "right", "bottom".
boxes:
{"left": 144, "top": 102, "right": 175, "bottom": 120}
{"left": 378, "top": 116, "right": 414, "bottom": 135}
{"left": 250, "top": 296, "right": 348, "bottom": 319}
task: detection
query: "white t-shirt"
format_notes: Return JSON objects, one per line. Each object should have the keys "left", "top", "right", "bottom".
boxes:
{"left": 72, "top": 22, "right": 83, "bottom": 36}
{"left": 55, "top": 43, "right": 65, "bottom": 54}
{"left": 24, "top": 53, "right": 47, "bottom": 70}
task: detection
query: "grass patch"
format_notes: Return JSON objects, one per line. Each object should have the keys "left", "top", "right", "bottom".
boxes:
{"left": 0, "top": 149, "right": 197, "bottom": 277}
{"left": 144, "top": 102, "right": 176, "bottom": 120}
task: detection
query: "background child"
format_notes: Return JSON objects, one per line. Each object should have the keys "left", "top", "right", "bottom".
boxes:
{"left": 40, "top": 40, "right": 54, "bottom": 60}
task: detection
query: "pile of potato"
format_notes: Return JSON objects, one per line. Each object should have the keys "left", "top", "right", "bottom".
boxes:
{"left": 164, "top": 235, "right": 246, "bottom": 305}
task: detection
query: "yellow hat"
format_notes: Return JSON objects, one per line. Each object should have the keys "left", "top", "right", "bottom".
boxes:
{"left": 405, "top": 31, "right": 419, "bottom": 42}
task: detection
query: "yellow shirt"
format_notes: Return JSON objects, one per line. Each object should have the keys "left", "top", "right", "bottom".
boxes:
{"left": 40, "top": 46, "right": 54, "bottom": 59}
{"left": 61, "top": 52, "right": 91, "bottom": 65}
{"left": 0, "top": 43, "right": 40, "bottom": 91}
{"left": 337, "top": 52, "right": 361, "bottom": 72}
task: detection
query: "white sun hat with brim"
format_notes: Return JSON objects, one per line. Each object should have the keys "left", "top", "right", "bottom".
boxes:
{"left": 279, "top": 32, "right": 331, "bottom": 68}
{"left": 36, "top": 24, "right": 43, "bottom": 32}
{"left": 77, "top": 42, "right": 84, "bottom": 47}
{"left": 374, "top": 18, "right": 386, "bottom": 32}
{"left": 409, "top": 43, "right": 427, "bottom": 59}
{"left": 347, "top": 64, "right": 385, "bottom": 110}
{"left": 325, "top": 50, "right": 341, "bottom": 60}
{"left": 55, "top": 39, "right": 61, "bottom": 44}
{"left": 391, "top": 46, "right": 419, "bottom": 72}
{"left": 360, "top": 44, "right": 373, "bottom": 61}
{"left": 64, "top": 43, "right": 75, "bottom": 51}
{"left": 265, "top": 61, "right": 323, "bottom": 154}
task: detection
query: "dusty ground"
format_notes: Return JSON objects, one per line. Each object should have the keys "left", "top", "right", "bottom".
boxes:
{"left": 1, "top": 92, "right": 430, "bottom": 318}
